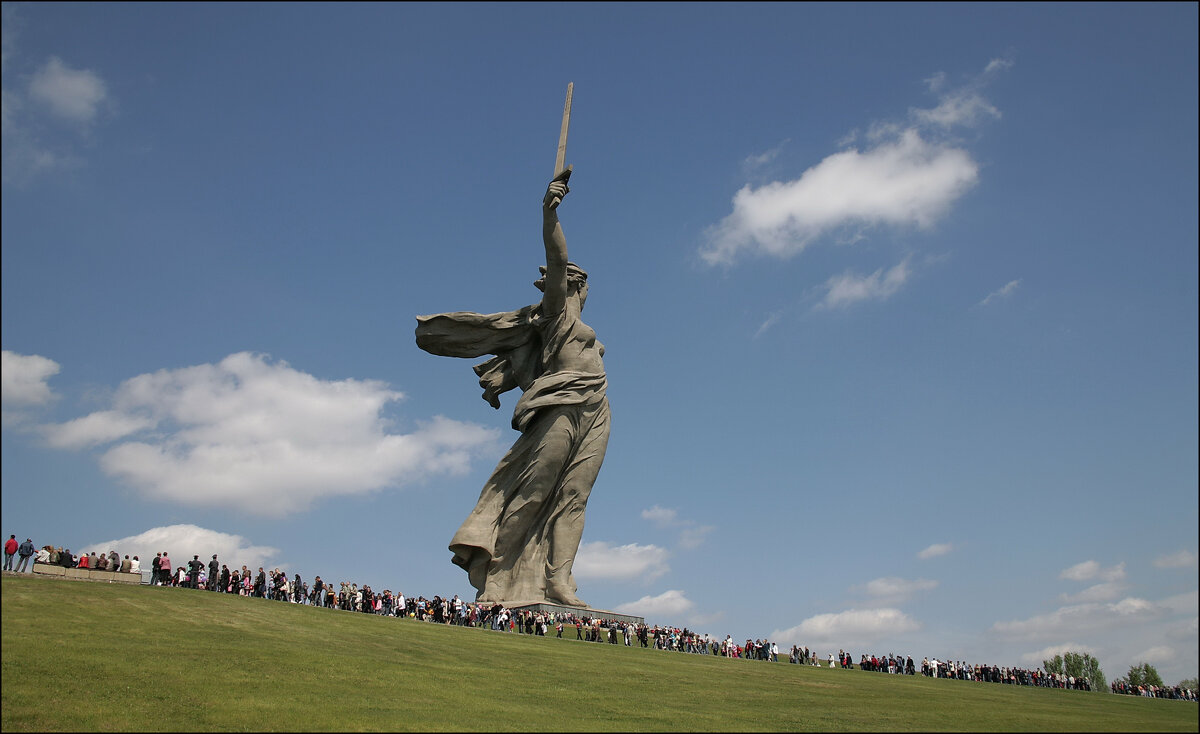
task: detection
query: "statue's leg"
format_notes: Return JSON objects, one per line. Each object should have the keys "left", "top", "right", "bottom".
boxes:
{"left": 545, "top": 400, "right": 610, "bottom": 607}
{"left": 485, "top": 408, "right": 576, "bottom": 601}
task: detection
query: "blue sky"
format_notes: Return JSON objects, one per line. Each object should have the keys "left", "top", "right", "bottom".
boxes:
{"left": 2, "top": 2, "right": 1196, "bottom": 684}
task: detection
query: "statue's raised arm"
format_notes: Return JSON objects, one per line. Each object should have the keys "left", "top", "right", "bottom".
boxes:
{"left": 539, "top": 168, "right": 573, "bottom": 317}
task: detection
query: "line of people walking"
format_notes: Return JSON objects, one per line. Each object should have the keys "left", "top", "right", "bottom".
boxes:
{"left": 9, "top": 532, "right": 1195, "bottom": 703}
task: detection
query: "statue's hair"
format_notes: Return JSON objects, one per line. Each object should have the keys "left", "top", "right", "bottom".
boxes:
{"left": 535, "top": 262, "right": 588, "bottom": 291}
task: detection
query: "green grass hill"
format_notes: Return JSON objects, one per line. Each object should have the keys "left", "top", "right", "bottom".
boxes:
{"left": 2, "top": 575, "right": 1195, "bottom": 732}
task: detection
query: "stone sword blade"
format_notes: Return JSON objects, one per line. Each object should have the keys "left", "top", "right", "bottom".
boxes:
{"left": 554, "top": 82, "right": 573, "bottom": 178}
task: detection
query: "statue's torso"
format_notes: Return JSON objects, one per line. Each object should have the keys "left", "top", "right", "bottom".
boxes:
{"left": 544, "top": 317, "right": 604, "bottom": 375}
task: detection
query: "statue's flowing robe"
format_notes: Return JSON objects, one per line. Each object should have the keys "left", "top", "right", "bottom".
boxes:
{"left": 415, "top": 304, "right": 609, "bottom": 604}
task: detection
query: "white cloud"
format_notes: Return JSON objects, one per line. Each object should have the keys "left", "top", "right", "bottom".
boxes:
{"left": 1059, "top": 560, "right": 1126, "bottom": 583}
{"left": 995, "top": 588, "right": 1197, "bottom": 686}
{"left": 1134, "top": 645, "right": 1176, "bottom": 665}
{"left": 615, "top": 589, "right": 695, "bottom": 621}
{"left": 859, "top": 577, "right": 938, "bottom": 606}
{"left": 641, "top": 505, "right": 678, "bottom": 527}
{"left": 28, "top": 56, "right": 107, "bottom": 123}
{"left": 1112, "top": 597, "right": 1155, "bottom": 615}
{"left": 1018, "top": 642, "right": 1098, "bottom": 666}
{"left": 701, "top": 59, "right": 1011, "bottom": 267}
{"left": 1059, "top": 582, "right": 1126, "bottom": 604}
{"left": 917, "top": 542, "right": 952, "bottom": 559}
{"left": 991, "top": 596, "right": 1160, "bottom": 640}
{"left": 702, "top": 129, "right": 978, "bottom": 265}
{"left": 1154, "top": 550, "right": 1198, "bottom": 569}
{"left": 772, "top": 608, "right": 921, "bottom": 649}
{"left": 980, "top": 279, "right": 1021, "bottom": 306}
{"left": 1, "top": 350, "right": 60, "bottom": 406}
{"left": 80, "top": 524, "right": 280, "bottom": 574}
{"left": 573, "top": 541, "right": 669, "bottom": 583}
{"left": 1060, "top": 560, "right": 1101, "bottom": 581}
{"left": 40, "top": 352, "right": 500, "bottom": 516}
{"left": 817, "top": 258, "right": 912, "bottom": 310}
{"left": 1158, "top": 590, "right": 1199, "bottom": 615}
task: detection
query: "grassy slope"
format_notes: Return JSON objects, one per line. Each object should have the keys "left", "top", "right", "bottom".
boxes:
{"left": 2, "top": 575, "right": 1195, "bottom": 732}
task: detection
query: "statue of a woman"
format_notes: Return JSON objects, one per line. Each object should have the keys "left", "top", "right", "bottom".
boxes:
{"left": 415, "top": 171, "right": 609, "bottom": 606}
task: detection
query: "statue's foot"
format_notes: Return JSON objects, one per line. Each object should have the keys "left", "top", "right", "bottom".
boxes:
{"left": 547, "top": 589, "right": 587, "bottom": 608}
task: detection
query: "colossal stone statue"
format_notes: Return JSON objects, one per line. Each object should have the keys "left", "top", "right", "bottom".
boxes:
{"left": 415, "top": 168, "right": 609, "bottom": 607}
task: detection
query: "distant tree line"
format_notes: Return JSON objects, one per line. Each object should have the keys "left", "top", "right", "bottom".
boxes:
{"left": 1042, "top": 652, "right": 1106, "bottom": 693}
{"left": 1041, "top": 652, "right": 1197, "bottom": 700}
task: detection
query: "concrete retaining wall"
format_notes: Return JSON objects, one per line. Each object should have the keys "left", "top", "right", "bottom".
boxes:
{"left": 32, "top": 562, "right": 142, "bottom": 584}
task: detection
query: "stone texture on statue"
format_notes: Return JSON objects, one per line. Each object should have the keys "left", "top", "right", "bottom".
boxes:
{"left": 415, "top": 172, "right": 608, "bottom": 607}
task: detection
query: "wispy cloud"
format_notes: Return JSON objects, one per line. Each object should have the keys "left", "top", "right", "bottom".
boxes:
{"left": 1135, "top": 645, "right": 1177, "bottom": 664}
{"left": 857, "top": 576, "right": 938, "bottom": 606}
{"left": 1, "top": 9, "right": 111, "bottom": 183}
{"left": 42, "top": 410, "right": 156, "bottom": 449}
{"left": 574, "top": 541, "right": 669, "bottom": 583}
{"left": 980, "top": 279, "right": 1021, "bottom": 306}
{"left": 1153, "top": 550, "right": 1197, "bottom": 569}
{"left": 817, "top": 258, "right": 912, "bottom": 310}
{"left": 1018, "top": 642, "right": 1098, "bottom": 666}
{"left": 615, "top": 589, "right": 695, "bottom": 620}
{"left": 28, "top": 56, "right": 108, "bottom": 123}
{"left": 914, "top": 56, "right": 1012, "bottom": 128}
{"left": 640, "top": 505, "right": 678, "bottom": 528}
{"left": 753, "top": 310, "right": 783, "bottom": 338}
{"left": 991, "top": 596, "right": 1159, "bottom": 640}
{"left": 773, "top": 608, "right": 921, "bottom": 649}
{"left": 1059, "top": 582, "right": 1126, "bottom": 604}
{"left": 677, "top": 526, "right": 714, "bottom": 550}
{"left": 917, "top": 542, "right": 953, "bottom": 560}
{"left": 741, "top": 140, "right": 789, "bottom": 177}
{"left": 1059, "top": 560, "right": 1126, "bottom": 583}
{"left": 38, "top": 352, "right": 500, "bottom": 516}
{"left": 640, "top": 504, "right": 715, "bottom": 550}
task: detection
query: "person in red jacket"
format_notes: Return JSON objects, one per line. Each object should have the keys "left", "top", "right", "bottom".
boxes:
{"left": 3, "top": 535, "right": 17, "bottom": 571}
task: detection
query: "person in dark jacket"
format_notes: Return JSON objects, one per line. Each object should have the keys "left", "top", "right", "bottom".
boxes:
{"left": 188, "top": 556, "right": 204, "bottom": 589}
{"left": 16, "top": 538, "right": 36, "bottom": 573}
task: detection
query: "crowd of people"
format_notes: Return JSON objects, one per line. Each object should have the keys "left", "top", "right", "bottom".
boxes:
{"left": 5, "top": 538, "right": 141, "bottom": 575}
{"left": 789, "top": 649, "right": 1099, "bottom": 691}
{"left": 1111, "top": 680, "right": 1197, "bottom": 701}
{"left": 7, "top": 532, "right": 1196, "bottom": 703}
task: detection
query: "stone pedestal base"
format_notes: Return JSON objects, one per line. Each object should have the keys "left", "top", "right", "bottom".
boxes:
{"left": 499, "top": 599, "right": 643, "bottom": 626}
